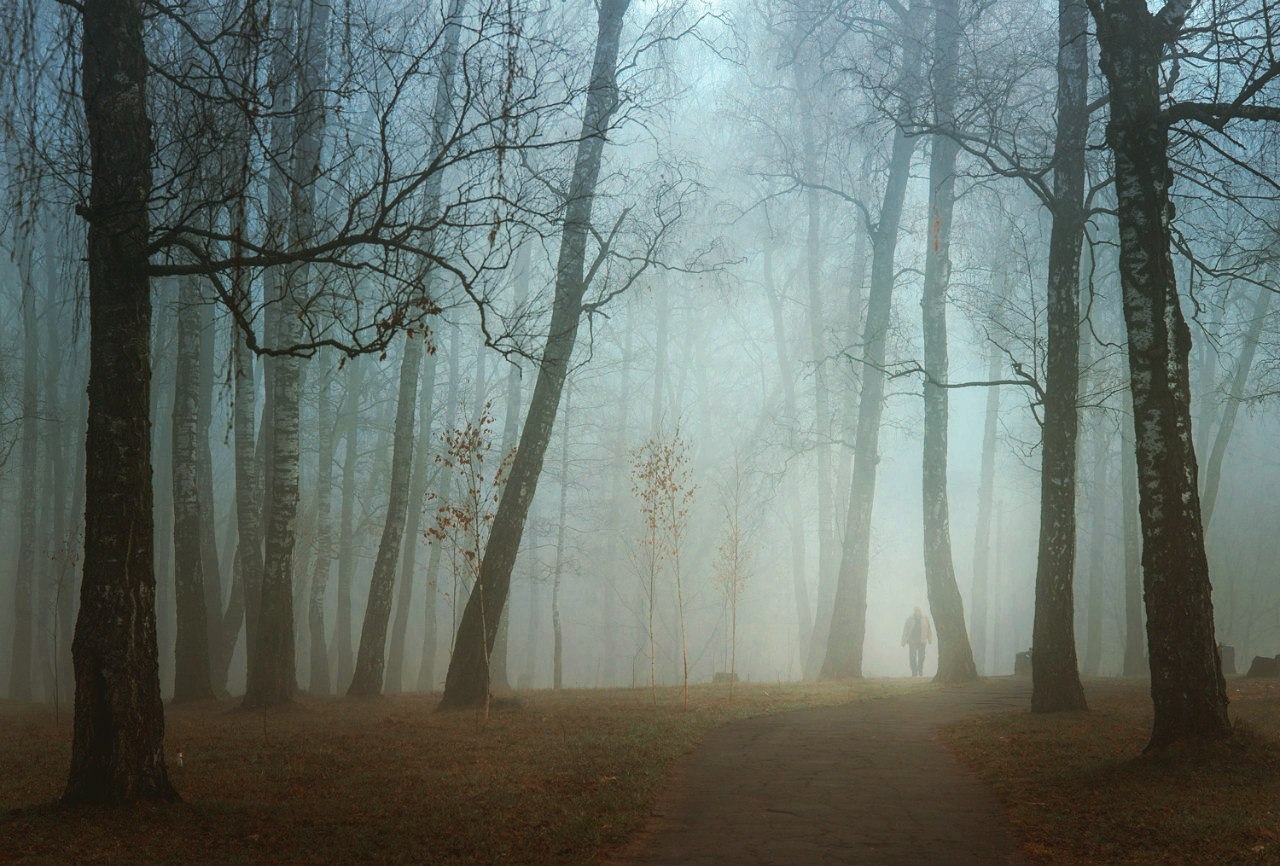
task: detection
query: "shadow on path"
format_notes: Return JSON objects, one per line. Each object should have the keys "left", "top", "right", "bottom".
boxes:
{"left": 609, "top": 677, "right": 1031, "bottom": 865}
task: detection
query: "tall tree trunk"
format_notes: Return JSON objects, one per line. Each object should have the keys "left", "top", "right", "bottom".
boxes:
{"left": 970, "top": 336, "right": 1003, "bottom": 675}
{"left": 171, "top": 278, "right": 215, "bottom": 701}
{"left": 600, "top": 295, "right": 633, "bottom": 686}
{"left": 795, "top": 60, "right": 837, "bottom": 681}
{"left": 196, "top": 299, "right": 225, "bottom": 686}
{"left": 9, "top": 218, "right": 37, "bottom": 701}
{"left": 1200, "top": 284, "right": 1271, "bottom": 530}
{"left": 439, "top": 0, "right": 631, "bottom": 709}
{"left": 243, "top": 0, "right": 316, "bottom": 709}
{"left": 417, "top": 324, "right": 460, "bottom": 691}
{"left": 43, "top": 248, "right": 75, "bottom": 706}
{"left": 919, "top": 0, "right": 977, "bottom": 684}
{"left": 1120, "top": 384, "right": 1145, "bottom": 676}
{"left": 821, "top": 0, "right": 925, "bottom": 679}
{"left": 348, "top": 337, "right": 424, "bottom": 696}
{"left": 1031, "top": 0, "right": 1089, "bottom": 714}
{"left": 332, "top": 358, "right": 364, "bottom": 688}
{"left": 761, "top": 237, "right": 812, "bottom": 666}
{"left": 1093, "top": 0, "right": 1230, "bottom": 747}
{"left": 64, "top": 0, "right": 177, "bottom": 802}
{"left": 307, "top": 360, "right": 338, "bottom": 693}
{"left": 386, "top": 349, "right": 438, "bottom": 693}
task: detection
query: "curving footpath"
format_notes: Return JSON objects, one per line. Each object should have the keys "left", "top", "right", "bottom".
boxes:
{"left": 609, "top": 677, "right": 1030, "bottom": 866}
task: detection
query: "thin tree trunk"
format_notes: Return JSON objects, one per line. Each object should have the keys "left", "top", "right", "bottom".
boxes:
{"left": 761, "top": 238, "right": 812, "bottom": 665}
{"left": 386, "top": 349, "right": 438, "bottom": 693}
{"left": 1200, "top": 284, "right": 1271, "bottom": 530}
{"left": 417, "top": 323, "right": 460, "bottom": 691}
{"left": 1031, "top": 0, "right": 1089, "bottom": 714}
{"left": 552, "top": 386, "right": 571, "bottom": 690}
{"left": 971, "top": 337, "right": 1003, "bottom": 675}
{"left": 821, "top": 0, "right": 925, "bottom": 679}
{"left": 601, "top": 295, "right": 633, "bottom": 686}
{"left": 1094, "top": 0, "right": 1230, "bottom": 747}
{"left": 64, "top": 0, "right": 177, "bottom": 801}
{"left": 439, "top": 0, "right": 631, "bottom": 709}
{"left": 1081, "top": 419, "right": 1108, "bottom": 677}
{"left": 333, "top": 358, "right": 364, "bottom": 689}
{"left": 919, "top": 0, "right": 977, "bottom": 684}
{"left": 196, "top": 298, "right": 225, "bottom": 686}
{"left": 171, "top": 278, "right": 215, "bottom": 701}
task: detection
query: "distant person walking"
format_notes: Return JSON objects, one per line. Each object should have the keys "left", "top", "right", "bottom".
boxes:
{"left": 902, "top": 607, "right": 933, "bottom": 677}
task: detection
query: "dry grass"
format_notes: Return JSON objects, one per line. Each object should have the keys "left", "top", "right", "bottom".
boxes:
{"left": 941, "top": 678, "right": 1280, "bottom": 864}
{"left": 1, "top": 679, "right": 920, "bottom": 864}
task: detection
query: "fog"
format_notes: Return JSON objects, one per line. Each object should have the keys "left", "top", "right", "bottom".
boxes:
{"left": 1, "top": 0, "right": 1278, "bottom": 711}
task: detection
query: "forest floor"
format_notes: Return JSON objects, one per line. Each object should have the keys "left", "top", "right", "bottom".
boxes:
{"left": 942, "top": 676, "right": 1280, "bottom": 864}
{"left": 0, "top": 678, "right": 923, "bottom": 864}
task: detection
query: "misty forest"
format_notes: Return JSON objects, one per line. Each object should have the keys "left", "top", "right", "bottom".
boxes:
{"left": 1, "top": 0, "right": 1280, "bottom": 859}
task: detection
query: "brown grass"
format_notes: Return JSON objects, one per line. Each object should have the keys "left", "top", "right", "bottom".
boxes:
{"left": 0, "top": 679, "right": 920, "bottom": 864}
{"left": 941, "top": 678, "right": 1280, "bottom": 864}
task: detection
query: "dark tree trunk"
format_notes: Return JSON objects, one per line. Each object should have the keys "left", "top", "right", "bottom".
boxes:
{"left": 1120, "top": 385, "right": 1146, "bottom": 676}
{"left": 1093, "top": 0, "right": 1230, "bottom": 747}
{"left": 1031, "top": 0, "right": 1089, "bottom": 714}
{"left": 196, "top": 298, "right": 225, "bottom": 686}
{"left": 64, "top": 0, "right": 177, "bottom": 803}
{"left": 919, "top": 0, "right": 977, "bottom": 684}
{"left": 439, "top": 0, "right": 631, "bottom": 709}
{"left": 171, "top": 278, "right": 215, "bottom": 701}
{"left": 821, "top": 0, "right": 924, "bottom": 678}
{"left": 1081, "top": 419, "right": 1109, "bottom": 677}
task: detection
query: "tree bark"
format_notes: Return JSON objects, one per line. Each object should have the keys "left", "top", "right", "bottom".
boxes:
{"left": 552, "top": 386, "right": 571, "bottom": 690}
{"left": 1081, "top": 417, "right": 1109, "bottom": 677}
{"left": 1093, "top": 0, "right": 1230, "bottom": 747}
{"left": 1030, "top": 0, "right": 1089, "bottom": 714}
{"left": 821, "top": 0, "right": 925, "bottom": 679}
{"left": 439, "top": 0, "right": 631, "bottom": 709}
{"left": 919, "top": 0, "right": 977, "bottom": 684}
{"left": 307, "top": 360, "right": 339, "bottom": 693}
{"left": 196, "top": 298, "right": 225, "bottom": 687}
{"left": 64, "top": 0, "right": 177, "bottom": 802}
{"left": 171, "top": 278, "right": 215, "bottom": 701}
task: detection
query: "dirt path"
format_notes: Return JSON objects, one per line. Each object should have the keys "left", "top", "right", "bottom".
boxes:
{"left": 609, "top": 677, "right": 1030, "bottom": 865}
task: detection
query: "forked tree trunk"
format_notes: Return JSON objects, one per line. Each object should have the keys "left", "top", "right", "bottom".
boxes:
{"left": 439, "top": 0, "right": 631, "bottom": 709}
{"left": 919, "top": 0, "right": 977, "bottom": 684}
{"left": 64, "top": 0, "right": 177, "bottom": 803}
{"left": 1094, "top": 0, "right": 1230, "bottom": 747}
{"left": 1031, "top": 0, "right": 1089, "bottom": 714}
{"left": 171, "top": 278, "right": 215, "bottom": 701}
{"left": 821, "top": 0, "right": 925, "bottom": 679}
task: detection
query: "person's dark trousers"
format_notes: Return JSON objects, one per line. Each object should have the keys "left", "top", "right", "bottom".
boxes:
{"left": 909, "top": 643, "right": 926, "bottom": 677}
